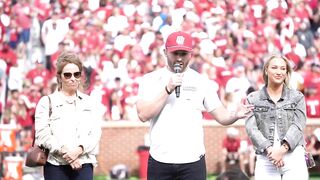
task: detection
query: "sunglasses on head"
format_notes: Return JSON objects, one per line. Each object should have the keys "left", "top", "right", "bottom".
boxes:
{"left": 63, "top": 72, "right": 81, "bottom": 79}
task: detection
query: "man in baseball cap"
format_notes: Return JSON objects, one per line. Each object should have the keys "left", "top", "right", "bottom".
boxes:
{"left": 165, "top": 31, "right": 193, "bottom": 52}
{"left": 162, "top": 31, "right": 194, "bottom": 77}
{"left": 136, "top": 30, "right": 253, "bottom": 180}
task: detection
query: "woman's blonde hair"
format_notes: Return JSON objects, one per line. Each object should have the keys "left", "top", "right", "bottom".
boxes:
{"left": 56, "top": 51, "right": 83, "bottom": 90}
{"left": 262, "top": 54, "right": 293, "bottom": 87}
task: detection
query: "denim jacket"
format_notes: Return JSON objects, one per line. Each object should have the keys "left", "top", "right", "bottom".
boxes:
{"left": 245, "top": 86, "right": 306, "bottom": 154}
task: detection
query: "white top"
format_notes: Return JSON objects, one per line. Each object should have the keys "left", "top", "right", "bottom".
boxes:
{"left": 138, "top": 67, "right": 222, "bottom": 163}
{"left": 41, "top": 18, "right": 69, "bottom": 55}
{"left": 34, "top": 90, "right": 102, "bottom": 166}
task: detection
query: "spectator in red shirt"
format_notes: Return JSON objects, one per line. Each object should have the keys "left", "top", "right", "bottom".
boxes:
{"left": 293, "top": 0, "right": 313, "bottom": 22}
{"left": 221, "top": 127, "right": 241, "bottom": 172}
{"left": 20, "top": 84, "right": 42, "bottom": 120}
{"left": 247, "top": 0, "right": 266, "bottom": 26}
{"left": 267, "top": 0, "right": 288, "bottom": 21}
{"left": 12, "top": 0, "right": 32, "bottom": 45}
{"left": 304, "top": 62, "right": 320, "bottom": 96}
{"left": 305, "top": 86, "right": 320, "bottom": 118}
{"left": 25, "top": 60, "right": 51, "bottom": 88}
{"left": 247, "top": 32, "right": 268, "bottom": 66}
{"left": 33, "top": 0, "right": 52, "bottom": 28}
{"left": 93, "top": 1, "right": 113, "bottom": 23}
{"left": 0, "top": 43, "right": 17, "bottom": 75}
{"left": 6, "top": 89, "right": 32, "bottom": 128}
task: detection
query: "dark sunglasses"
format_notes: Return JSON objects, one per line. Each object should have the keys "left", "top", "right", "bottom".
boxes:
{"left": 63, "top": 72, "right": 81, "bottom": 79}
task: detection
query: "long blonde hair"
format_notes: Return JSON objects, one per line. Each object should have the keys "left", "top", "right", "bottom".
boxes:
{"left": 262, "top": 55, "right": 293, "bottom": 87}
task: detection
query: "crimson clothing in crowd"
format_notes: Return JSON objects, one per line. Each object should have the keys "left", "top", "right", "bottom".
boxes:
{"left": 215, "top": 66, "right": 233, "bottom": 88}
{"left": 34, "top": 0, "right": 52, "bottom": 23}
{"left": 223, "top": 137, "right": 241, "bottom": 153}
{"left": 194, "top": 0, "right": 216, "bottom": 15}
{"left": 93, "top": 3, "right": 113, "bottom": 22}
{"left": 0, "top": 45, "right": 17, "bottom": 75}
{"left": 270, "top": 5, "right": 288, "bottom": 20}
{"left": 285, "top": 52, "right": 301, "bottom": 68}
{"left": 306, "top": 95, "right": 320, "bottom": 118}
{"left": 22, "top": 89, "right": 42, "bottom": 118}
{"left": 16, "top": 111, "right": 33, "bottom": 129}
{"left": 293, "top": 2, "right": 312, "bottom": 21}
{"left": 304, "top": 70, "right": 320, "bottom": 96}
{"left": 247, "top": 36, "right": 268, "bottom": 58}
{"left": 25, "top": 63, "right": 51, "bottom": 86}
{"left": 12, "top": 2, "right": 32, "bottom": 29}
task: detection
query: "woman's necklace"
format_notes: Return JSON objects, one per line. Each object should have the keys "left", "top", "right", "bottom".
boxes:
{"left": 65, "top": 98, "right": 75, "bottom": 104}
{"left": 61, "top": 91, "right": 77, "bottom": 104}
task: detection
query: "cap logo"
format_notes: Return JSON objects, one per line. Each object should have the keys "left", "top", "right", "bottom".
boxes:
{"left": 176, "top": 36, "right": 185, "bottom": 45}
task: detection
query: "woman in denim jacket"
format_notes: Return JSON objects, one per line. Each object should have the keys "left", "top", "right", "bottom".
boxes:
{"left": 245, "top": 55, "right": 308, "bottom": 180}
{"left": 35, "top": 52, "right": 102, "bottom": 180}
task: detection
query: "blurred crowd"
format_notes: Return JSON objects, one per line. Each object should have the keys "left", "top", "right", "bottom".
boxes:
{"left": 0, "top": 0, "right": 320, "bottom": 177}
{"left": 220, "top": 127, "right": 255, "bottom": 177}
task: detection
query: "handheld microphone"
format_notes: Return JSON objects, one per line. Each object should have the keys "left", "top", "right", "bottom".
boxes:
{"left": 173, "top": 64, "right": 182, "bottom": 98}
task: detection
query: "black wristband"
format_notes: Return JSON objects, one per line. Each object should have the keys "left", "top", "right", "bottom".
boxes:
{"left": 79, "top": 145, "right": 84, "bottom": 151}
{"left": 165, "top": 86, "right": 172, "bottom": 95}
{"left": 281, "top": 140, "right": 290, "bottom": 150}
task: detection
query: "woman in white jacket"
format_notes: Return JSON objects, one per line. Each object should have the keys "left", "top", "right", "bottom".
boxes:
{"left": 34, "top": 51, "right": 102, "bottom": 180}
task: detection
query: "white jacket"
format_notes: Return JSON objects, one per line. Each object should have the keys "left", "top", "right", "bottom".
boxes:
{"left": 34, "top": 90, "right": 102, "bottom": 166}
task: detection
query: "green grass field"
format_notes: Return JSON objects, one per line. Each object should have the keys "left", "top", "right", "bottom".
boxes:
{"left": 94, "top": 174, "right": 320, "bottom": 180}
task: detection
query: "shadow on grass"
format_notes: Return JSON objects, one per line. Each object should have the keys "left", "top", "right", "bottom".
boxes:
{"left": 95, "top": 174, "right": 320, "bottom": 180}
{"left": 94, "top": 175, "right": 217, "bottom": 180}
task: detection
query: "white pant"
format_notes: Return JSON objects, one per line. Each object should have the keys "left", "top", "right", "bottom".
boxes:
{"left": 255, "top": 146, "right": 309, "bottom": 180}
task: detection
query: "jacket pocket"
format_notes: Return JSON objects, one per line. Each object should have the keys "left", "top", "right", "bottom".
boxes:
{"left": 253, "top": 106, "right": 270, "bottom": 125}
{"left": 283, "top": 103, "right": 297, "bottom": 110}
{"left": 253, "top": 106, "right": 269, "bottom": 112}
{"left": 283, "top": 103, "right": 297, "bottom": 123}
